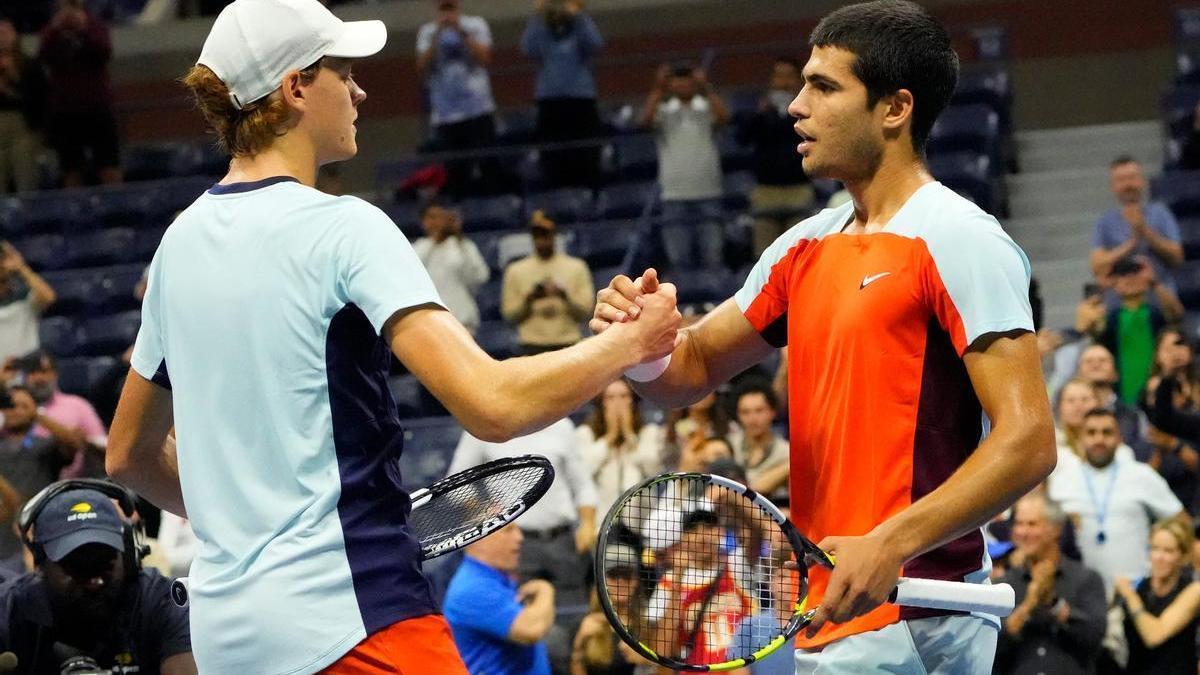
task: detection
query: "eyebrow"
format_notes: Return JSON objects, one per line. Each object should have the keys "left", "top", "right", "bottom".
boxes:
{"left": 803, "top": 73, "right": 841, "bottom": 88}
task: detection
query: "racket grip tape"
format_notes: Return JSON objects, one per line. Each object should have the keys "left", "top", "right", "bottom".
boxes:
{"left": 889, "top": 578, "right": 1015, "bottom": 617}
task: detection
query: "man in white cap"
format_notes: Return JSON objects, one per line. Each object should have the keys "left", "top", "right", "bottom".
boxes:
{"left": 102, "top": 0, "right": 682, "bottom": 673}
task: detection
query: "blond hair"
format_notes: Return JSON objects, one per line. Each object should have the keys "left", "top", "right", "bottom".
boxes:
{"left": 181, "top": 62, "right": 320, "bottom": 158}
{"left": 1152, "top": 518, "right": 1195, "bottom": 564}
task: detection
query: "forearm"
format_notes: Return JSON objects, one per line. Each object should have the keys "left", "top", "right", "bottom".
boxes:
{"left": 873, "top": 419, "right": 1055, "bottom": 563}
{"left": 464, "top": 35, "right": 492, "bottom": 66}
{"left": 578, "top": 505, "right": 596, "bottom": 531}
{"left": 639, "top": 90, "right": 663, "bottom": 128}
{"left": 1091, "top": 240, "right": 1136, "bottom": 275}
{"left": 707, "top": 93, "right": 732, "bottom": 126}
{"left": 35, "top": 414, "right": 86, "bottom": 454}
{"left": 1143, "top": 229, "right": 1184, "bottom": 267}
{"left": 0, "top": 474, "right": 18, "bottom": 524}
{"left": 18, "top": 265, "right": 55, "bottom": 309}
{"left": 749, "top": 461, "right": 790, "bottom": 495}
{"left": 1154, "top": 284, "right": 1185, "bottom": 321}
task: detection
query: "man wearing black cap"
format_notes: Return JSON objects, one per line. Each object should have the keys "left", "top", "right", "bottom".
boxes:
{"left": 0, "top": 487, "right": 194, "bottom": 674}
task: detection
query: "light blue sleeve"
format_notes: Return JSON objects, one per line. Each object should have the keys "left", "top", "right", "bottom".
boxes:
{"left": 922, "top": 212, "right": 1034, "bottom": 354}
{"left": 1090, "top": 210, "right": 1119, "bottom": 249}
{"left": 334, "top": 198, "right": 445, "bottom": 335}
{"left": 130, "top": 246, "right": 171, "bottom": 388}
{"left": 1151, "top": 202, "right": 1182, "bottom": 243}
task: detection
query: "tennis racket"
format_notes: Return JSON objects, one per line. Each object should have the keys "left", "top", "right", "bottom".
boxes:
{"left": 171, "top": 454, "right": 555, "bottom": 607}
{"left": 594, "top": 472, "right": 1015, "bottom": 672}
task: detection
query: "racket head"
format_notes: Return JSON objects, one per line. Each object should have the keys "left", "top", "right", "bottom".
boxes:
{"left": 409, "top": 454, "right": 554, "bottom": 560}
{"left": 594, "top": 472, "right": 815, "bottom": 672}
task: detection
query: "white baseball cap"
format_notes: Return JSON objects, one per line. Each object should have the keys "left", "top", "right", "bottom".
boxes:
{"left": 198, "top": 0, "right": 387, "bottom": 109}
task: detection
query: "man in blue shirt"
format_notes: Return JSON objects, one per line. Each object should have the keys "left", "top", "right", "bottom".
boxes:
{"left": 521, "top": 0, "right": 604, "bottom": 188}
{"left": 444, "top": 523, "right": 554, "bottom": 675}
{"left": 1090, "top": 156, "right": 1184, "bottom": 293}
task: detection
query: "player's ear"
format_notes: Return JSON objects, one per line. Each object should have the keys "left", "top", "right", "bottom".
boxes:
{"left": 280, "top": 70, "right": 309, "bottom": 113}
{"left": 881, "top": 88, "right": 914, "bottom": 134}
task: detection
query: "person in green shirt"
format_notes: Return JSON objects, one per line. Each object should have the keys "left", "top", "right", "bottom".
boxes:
{"left": 1092, "top": 256, "right": 1184, "bottom": 406}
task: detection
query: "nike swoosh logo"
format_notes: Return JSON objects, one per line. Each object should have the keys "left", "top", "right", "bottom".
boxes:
{"left": 859, "top": 272, "right": 891, "bottom": 289}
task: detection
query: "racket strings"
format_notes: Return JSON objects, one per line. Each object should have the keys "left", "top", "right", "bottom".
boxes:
{"left": 409, "top": 464, "right": 548, "bottom": 545}
{"left": 603, "top": 476, "right": 804, "bottom": 666}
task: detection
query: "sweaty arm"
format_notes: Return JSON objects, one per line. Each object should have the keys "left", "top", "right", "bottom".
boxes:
{"left": 387, "top": 297, "right": 678, "bottom": 442}
{"left": 160, "top": 653, "right": 198, "bottom": 675}
{"left": 872, "top": 331, "right": 1056, "bottom": 561}
{"left": 106, "top": 373, "right": 184, "bottom": 517}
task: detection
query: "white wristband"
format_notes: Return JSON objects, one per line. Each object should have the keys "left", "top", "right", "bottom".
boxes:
{"left": 624, "top": 355, "right": 672, "bottom": 382}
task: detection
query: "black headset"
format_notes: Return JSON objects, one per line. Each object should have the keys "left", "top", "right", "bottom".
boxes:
{"left": 17, "top": 478, "right": 149, "bottom": 577}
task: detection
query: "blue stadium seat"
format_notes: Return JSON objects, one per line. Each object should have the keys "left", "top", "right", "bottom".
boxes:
{"left": 8, "top": 193, "right": 84, "bottom": 234}
{"left": 54, "top": 356, "right": 118, "bottom": 398}
{"left": 590, "top": 266, "right": 624, "bottom": 297}
{"left": 132, "top": 227, "right": 169, "bottom": 263}
{"left": 718, "top": 130, "right": 754, "bottom": 174}
{"left": 86, "top": 186, "right": 158, "bottom": 229}
{"left": 42, "top": 270, "right": 94, "bottom": 317}
{"left": 123, "top": 143, "right": 190, "bottom": 182}
{"left": 951, "top": 69, "right": 1011, "bottom": 118}
{"left": 389, "top": 375, "right": 424, "bottom": 419}
{"left": 496, "top": 108, "right": 538, "bottom": 146}
{"left": 77, "top": 311, "right": 142, "bottom": 356}
{"left": 476, "top": 277, "right": 503, "bottom": 322}
{"left": 1180, "top": 218, "right": 1200, "bottom": 260}
{"left": 384, "top": 201, "right": 423, "bottom": 239}
{"left": 1179, "top": 52, "right": 1200, "bottom": 86}
{"left": 1153, "top": 170, "right": 1200, "bottom": 219}
{"left": 596, "top": 182, "right": 659, "bottom": 220}
{"left": 12, "top": 234, "right": 67, "bottom": 271}
{"left": 398, "top": 416, "right": 464, "bottom": 490}
{"left": 1163, "top": 86, "right": 1200, "bottom": 140}
{"left": 39, "top": 316, "right": 78, "bottom": 358}
{"left": 722, "top": 171, "right": 756, "bottom": 211}
{"left": 570, "top": 220, "right": 634, "bottom": 269}
{"left": 613, "top": 135, "right": 658, "bottom": 182}
{"left": 928, "top": 153, "right": 996, "bottom": 213}
{"left": 524, "top": 188, "right": 595, "bottom": 225}
{"left": 474, "top": 320, "right": 520, "bottom": 359}
{"left": 668, "top": 267, "right": 737, "bottom": 306}
{"left": 459, "top": 195, "right": 524, "bottom": 232}
{"left": 64, "top": 228, "right": 139, "bottom": 268}
{"left": 93, "top": 264, "right": 146, "bottom": 313}
{"left": 928, "top": 105, "right": 1000, "bottom": 158}
{"left": 158, "top": 176, "right": 214, "bottom": 214}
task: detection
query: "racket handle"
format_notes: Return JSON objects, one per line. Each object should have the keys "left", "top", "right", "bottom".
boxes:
{"left": 890, "top": 577, "right": 1015, "bottom": 617}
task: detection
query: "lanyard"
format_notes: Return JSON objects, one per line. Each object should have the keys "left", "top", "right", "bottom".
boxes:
{"left": 1082, "top": 462, "right": 1120, "bottom": 544}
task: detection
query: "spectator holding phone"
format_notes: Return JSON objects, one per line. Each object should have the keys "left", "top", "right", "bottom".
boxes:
{"left": 501, "top": 211, "right": 593, "bottom": 354}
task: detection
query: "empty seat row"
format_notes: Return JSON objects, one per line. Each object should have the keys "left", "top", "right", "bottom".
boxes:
{"left": 39, "top": 310, "right": 142, "bottom": 358}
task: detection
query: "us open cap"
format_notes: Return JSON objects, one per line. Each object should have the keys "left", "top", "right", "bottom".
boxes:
{"left": 197, "top": 0, "right": 387, "bottom": 109}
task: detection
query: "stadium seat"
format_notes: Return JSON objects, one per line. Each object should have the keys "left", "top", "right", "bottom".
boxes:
{"left": 41, "top": 270, "right": 94, "bottom": 317}
{"left": 928, "top": 153, "right": 996, "bottom": 213}
{"left": 613, "top": 135, "right": 658, "bottom": 182}
{"left": 54, "top": 356, "right": 118, "bottom": 398}
{"left": 523, "top": 188, "right": 595, "bottom": 225}
{"left": 928, "top": 104, "right": 1000, "bottom": 158}
{"left": 132, "top": 227, "right": 169, "bottom": 263}
{"left": 951, "top": 69, "right": 1012, "bottom": 119}
{"left": 388, "top": 375, "right": 425, "bottom": 419}
{"left": 476, "top": 277, "right": 503, "bottom": 322}
{"left": 722, "top": 171, "right": 756, "bottom": 211}
{"left": 123, "top": 143, "right": 190, "bottom": 182}
{"left": 39, "top": 316, "right": 79, "bottom": 358}
{"left": 12, "top": 234, "right": 67, "bottom": 271}
{"left": 570, "top": 220, "right": 634, "bottom": 269}
{"left": 496, "top": 108, "right": 538, "bottom": 146}
{"left": 474, "top": 320, "right": 520, "bottom": 359}
{"left": 157, "top": 176, "right": 214, "bottom": 214}
{"left": 86, "top": 185, "right": 159, "bottom": 230}
{"left": 384, "top": 201, "right": 423, "bottom": 239}
{"left": 668, "top": 267, "right": 738, "bottom": 306}
{"left": 93, "top": 264, "right": 147, "bottom": 313}
{"left": 718, "top": 130, "right": 754, "bottom": 174}
{"left": 1178, "top": 51, "right": 1200, "bottom": 86}
{"left": 596, "top": 182, "right": 659, "bottom": 220}
{"left": 398, "top": 416, "right": 464, "bottom": 490}
{"left": 8, "top": 193, "right": 84, "bottom": 234}
{"left": 459, "top": 194, "right": 524, "bottom": 232}
{"left": 76, "top": 311, "right": 142, "bottom": 356}
{"left": 1152, "top": 170, "right": 1200, "bottom": 219}
{"left": 590, "top": 266, "right": 624, "bottom": 297}
{"left": 1163, "top": 86, "right": 1200, "bottom": 140}
{"left": 64, "top": 228, "right": 139, "bottom": 268}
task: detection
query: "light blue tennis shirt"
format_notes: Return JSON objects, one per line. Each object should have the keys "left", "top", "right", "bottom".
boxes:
{"left": 130, "top": 177, "right": 446, "bottom": 674}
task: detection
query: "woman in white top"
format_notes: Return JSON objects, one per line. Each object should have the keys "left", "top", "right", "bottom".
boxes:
{"left": 577, "top": 379, "right": 663, "bottom": 526}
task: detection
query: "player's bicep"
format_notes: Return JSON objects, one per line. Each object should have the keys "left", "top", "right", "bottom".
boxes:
{"left": 963, "top": 331, "right": 1055, "bottom": 453}
{"left": 109, "top": 370, "right": 175, "bottom": 469}
{"left": 384, "top": 305, "right": 503, "bottom": 436}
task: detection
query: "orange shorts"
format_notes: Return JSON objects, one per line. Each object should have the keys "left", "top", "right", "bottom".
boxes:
{"left": 320, "top": 614, "right": 468, "bottom": 675}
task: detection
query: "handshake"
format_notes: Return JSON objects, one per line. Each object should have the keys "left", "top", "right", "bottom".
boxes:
{"left": 590, "top": 268, "right": 683, "bottom": 381}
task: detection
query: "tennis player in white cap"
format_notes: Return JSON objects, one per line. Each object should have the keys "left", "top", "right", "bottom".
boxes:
{"left": 103, "top": 0, "right": 681, "bottom": 673}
